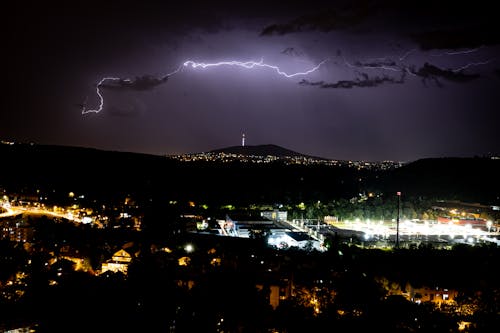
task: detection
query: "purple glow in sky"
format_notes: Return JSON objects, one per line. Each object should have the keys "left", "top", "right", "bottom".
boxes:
{"left": 4, "top": 0, "right": 500, "bottom": 162}
{"left": 81, "top": 58, "right": 329, "bottom": 114}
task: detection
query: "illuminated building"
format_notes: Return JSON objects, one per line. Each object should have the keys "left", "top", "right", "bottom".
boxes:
{"left": 257, "top": 273, "right": 294, "bottom": 310}
{"left": 261, "top": 209, "right": 287, "bottom": 221}
{"left": 100, "top": 249, "right": 133, "bottom": 275}
{"left": 405, "top": 284, "right": 458, "bottom": 307}
{"left": 0, "top": 219, "right": 34, "bottom": 243}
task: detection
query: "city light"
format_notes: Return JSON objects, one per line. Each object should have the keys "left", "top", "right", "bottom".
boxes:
{"left": 184, "top": 244, "right": 194, "bottom": 253}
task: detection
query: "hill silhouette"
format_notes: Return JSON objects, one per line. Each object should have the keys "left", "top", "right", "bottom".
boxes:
{"left": 209, "top": 144, "right": 327, "bottom": 160}
{"left": 376, "top": 157, "right": 500, "bottom": 204}
{"left": 0, "top": 143, "right": 498, "bottom": 206}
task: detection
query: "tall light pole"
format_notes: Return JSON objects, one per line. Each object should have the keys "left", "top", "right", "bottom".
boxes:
{"left": 396, "top": 191, "right": 401, "bottom": 248}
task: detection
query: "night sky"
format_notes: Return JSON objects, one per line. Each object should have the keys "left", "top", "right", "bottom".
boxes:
{"left": 4, "top": 0, "right": 500, "bottom": 162}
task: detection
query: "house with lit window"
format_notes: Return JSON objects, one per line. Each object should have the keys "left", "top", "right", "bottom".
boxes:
{"left": 405, "top": 284, "right": 458, "bottom": 306}
{"left": 256, "top": 273, "right": 294, "bottom": 310}
{"left": 100, "top": 249, "right": 133, "bottom": 275}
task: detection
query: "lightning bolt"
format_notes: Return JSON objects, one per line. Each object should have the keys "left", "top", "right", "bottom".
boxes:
{"left": 82, "top": 59, "right": 328, "bottom": 114}
{"left": 81, "top": 48, "right": 496, "bottom": 115}
{"left": 451, "top": 60, "right": 493, "bottom": 72}
{"left": 398, "top": 48, "right": 416, "bottom": 61}
{"left": 82, "top": 77, "right": 120, "bottom": 114}
{"left": 341, "top": 49, "right": 496, "bottom": 81}
{"left": 183, "top": 58, "right": 328, "bottom": 78}
{"left": 431, "top": 46, "right": 484, "bottom": 57}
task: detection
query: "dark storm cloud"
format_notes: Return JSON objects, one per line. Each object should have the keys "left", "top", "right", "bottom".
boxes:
{"left": 260, "top": 3, "right": 378, "bottom": 36}
{"left": 410, "top": 63, "right": 480, "bottom": 86}
{"left": 101, "top": 75, "right": 169, "bottom": 91}
{"left": 299, "top": 72, "right": 405, "bottom": 89}
{"left": 352, "top": 60, "right": 397, "bottom": 68}
{"left": 411, "top": 28, "right": 500, "bottom": 51}
{"left": 281, "top": 47, "right": 303, "bottom": 57}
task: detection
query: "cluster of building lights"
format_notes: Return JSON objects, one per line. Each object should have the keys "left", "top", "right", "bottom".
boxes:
{"left": 169, "top": 152, "right": 402, "bottom": 169}
{"left": 335, "top": 218, "right": 498, "bottom": 245}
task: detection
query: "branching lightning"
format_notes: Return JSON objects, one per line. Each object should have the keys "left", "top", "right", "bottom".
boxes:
{"left": 82, "top": 59, "right": 328, "bottom": 114}
{"left": 183, "top": 58, "right": 328, "bottom": 78}
{"left": 81, "top": 46, "right": 496, "bottom": 115}
{"left": 398, "top": 48, "right": 416, "bottom": 61}
{"left": 451, "top": 60, "right": 492, "bottom": 72}
{"left": 431, "top": 46, "right": 484, "bottom": 57}
{"left": 82, "top": 77, "right": 120, "bottom": 114}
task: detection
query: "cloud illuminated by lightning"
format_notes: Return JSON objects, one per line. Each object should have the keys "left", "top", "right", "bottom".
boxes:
{"left": 81, "top": 50, "right": 496, "bottom": 115}
{"left": 81, "top": 59, "right": 328, "bottom": 114}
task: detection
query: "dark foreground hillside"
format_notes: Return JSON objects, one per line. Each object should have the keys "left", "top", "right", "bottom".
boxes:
{"left": 0, "top": 143, "right": 498, "bottom": 206}
{"left": 375, "top": 157, "right": 500, "bottom": 205}
{"left": 0, "top": 143, "right": 365, "bottom": 204}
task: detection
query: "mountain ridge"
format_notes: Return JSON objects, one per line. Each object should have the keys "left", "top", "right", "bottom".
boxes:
{"left": 0, "top": 142, "right": 498, "bottom": 205}
{"left": 208, "top": 144, "right": 329, "bottom": 160}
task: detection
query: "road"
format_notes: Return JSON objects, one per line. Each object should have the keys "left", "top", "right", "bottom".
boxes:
{"left": 0, "top": 205, "right": 82, "bottom": 222}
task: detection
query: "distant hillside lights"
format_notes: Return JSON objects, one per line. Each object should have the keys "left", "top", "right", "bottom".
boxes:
{"left": 169, "top": 152, "right": 402, "bottom": 169}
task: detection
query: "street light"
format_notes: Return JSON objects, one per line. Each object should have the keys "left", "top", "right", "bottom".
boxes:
{"left": 396, "top": 191, "right": 401, "bottom": 249}
{"left": 184, "top": 244, "right": 194, "bottom": 253}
